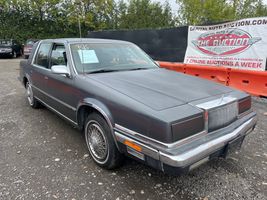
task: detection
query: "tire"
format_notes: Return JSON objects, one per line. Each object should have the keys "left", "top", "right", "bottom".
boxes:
{"left": 84, "top": 113, "right": 124, "bottom": 169}
{"left": 12, "top": 51, "right": 17, "bottom": 58}
{"left": 25, "top": 81, "right": 40, "bottom": 108}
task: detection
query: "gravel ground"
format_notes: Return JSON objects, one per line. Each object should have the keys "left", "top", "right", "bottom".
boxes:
{"left": 0, "top": 58, "right": 266, "bottom": 200}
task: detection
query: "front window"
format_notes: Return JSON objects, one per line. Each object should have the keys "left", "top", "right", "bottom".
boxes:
{"left": 70, "top": 43, "right": 158, "bottom": 73}
{"left": 34, "top": 43, "right": 52, "bottom": 68}
{"left": 50, "top": 44, "right": 67, "bottom": 67}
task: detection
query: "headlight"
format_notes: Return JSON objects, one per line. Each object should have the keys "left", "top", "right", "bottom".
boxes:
{"left": 172, "top": 114, "right": 205, "bottom": 141}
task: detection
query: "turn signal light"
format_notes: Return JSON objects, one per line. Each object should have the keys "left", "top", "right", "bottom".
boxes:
{"left": 124, "top": 140, "right": 142, "bottom": 152}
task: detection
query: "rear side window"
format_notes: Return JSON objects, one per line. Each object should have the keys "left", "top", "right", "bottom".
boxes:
{"left": 34, "top": 43, "right": 52, "bottom": 68}
{"left": 50, "top": 44, "right": 67, "bottom": 67}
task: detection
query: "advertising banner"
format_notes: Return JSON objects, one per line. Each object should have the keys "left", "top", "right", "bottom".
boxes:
{"left": 184, "top": 17, "right": 267, "bottom": 71}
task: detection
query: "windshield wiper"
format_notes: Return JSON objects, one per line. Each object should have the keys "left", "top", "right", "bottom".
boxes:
{"left": 87, "top": 67, "right": 151, "bottom": 74}
{"left": 128, "top": 67, "right": 150, "bottom": 71}
{"left": 87, "top": 69, "right": 121, "bottom": 74}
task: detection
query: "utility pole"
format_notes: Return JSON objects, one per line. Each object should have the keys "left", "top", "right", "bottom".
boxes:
{"left": 67, "top": 10, "right": 82, "bottom": 38}
{"left": 78, "top": 16, "right": 82, "bottom": 38}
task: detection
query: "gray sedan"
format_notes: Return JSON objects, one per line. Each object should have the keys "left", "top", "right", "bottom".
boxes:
{"left": 19, "top": 38, "right": 257, "bottom": 175}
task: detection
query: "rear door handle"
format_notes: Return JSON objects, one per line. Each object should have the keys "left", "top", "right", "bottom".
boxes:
{"left": 44, "top": 76, "right": 48, "bottom": 80}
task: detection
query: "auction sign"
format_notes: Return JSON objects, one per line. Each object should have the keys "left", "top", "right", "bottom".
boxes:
{"left": 184, "top": 17, "right": 267, "bottom": 71}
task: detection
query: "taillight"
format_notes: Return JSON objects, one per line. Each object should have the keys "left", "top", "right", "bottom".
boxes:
{"left": 238, "top": 96, "right": 251, "bottom": 114}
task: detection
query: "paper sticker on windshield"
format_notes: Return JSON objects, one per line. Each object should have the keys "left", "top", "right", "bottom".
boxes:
{"left": 78, "top": 49, "right": 99, "bottom": 64}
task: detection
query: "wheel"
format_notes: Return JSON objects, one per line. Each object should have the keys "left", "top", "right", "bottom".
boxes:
{"left": 26, "top": 82, "right": 40, "bottom": 108}
{"left": 12, "top": 51, "right": 17, "bottom": 58}
{"left": 84, "top": 113, "right": 123, "bottom": 169}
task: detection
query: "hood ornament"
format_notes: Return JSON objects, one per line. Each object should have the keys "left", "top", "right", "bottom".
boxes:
{"left": 218, "top": 94, "right": 225, "bottom": 105}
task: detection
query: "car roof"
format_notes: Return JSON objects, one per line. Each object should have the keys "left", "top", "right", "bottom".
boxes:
{"left": 40, "top": 38, "right": 132, "bottom": 45}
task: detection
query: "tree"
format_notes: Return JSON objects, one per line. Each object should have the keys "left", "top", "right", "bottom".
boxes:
{"left": 0, "top": 0, "right": 117, "bottom": 42}
{"left": 176, "top": 0, "right": 267, "bottom": 25}
{"left": 116, "top": 0, "right": 176, "bottom": 29}
{"left": 1, "top": 0, "right": 266, "bottom": 43}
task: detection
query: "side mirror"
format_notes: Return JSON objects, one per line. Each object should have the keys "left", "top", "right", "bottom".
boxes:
{"left": 51, "top": 65, "right": 70, "bottom": 77}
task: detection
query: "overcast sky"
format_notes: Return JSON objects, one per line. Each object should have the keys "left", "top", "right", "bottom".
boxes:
{"left": 154, "top": 0, "right": 267, "bottom": 14}
{"left": 156, "top": 0, "right": 179, "bottom": 13}
{"left": 165, "top": 0, "right": 179, "bottom": 12}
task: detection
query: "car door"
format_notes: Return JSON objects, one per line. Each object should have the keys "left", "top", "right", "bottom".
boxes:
{"left": 42, "top": 43, "right": 78, "bottom": 122}
{"left": 30, "top": 42, "right": 53, "bottom": 102}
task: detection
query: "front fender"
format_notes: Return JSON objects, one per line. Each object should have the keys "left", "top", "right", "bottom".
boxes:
{"left": 77, "top": 98, "right": 122, "bottom": 151}
{"left": 77, "top": 98, "right": 114, "bottom": 127}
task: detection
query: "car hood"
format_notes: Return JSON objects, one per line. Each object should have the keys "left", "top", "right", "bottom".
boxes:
{"left": 88, "top": 68, "right": 233, "bottom": 111}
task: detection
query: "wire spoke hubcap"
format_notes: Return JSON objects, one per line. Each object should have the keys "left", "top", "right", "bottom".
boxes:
{"left": 26, "top": 83, "right": 33, "bottom": 105}
{"left": 87, "top": 122, "right": 108, "bottom": 160}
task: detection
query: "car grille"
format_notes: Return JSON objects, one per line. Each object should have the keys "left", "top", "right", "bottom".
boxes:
{"left": 208, "top": 101, "right": 238, "bottom": 132}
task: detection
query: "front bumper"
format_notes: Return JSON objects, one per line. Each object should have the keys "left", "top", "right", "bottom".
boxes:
{"left": 114, "top": 112, "right": 257, "bottom": 175}
{"left": 0, "top": 51, "right": 12, "bottom": 55}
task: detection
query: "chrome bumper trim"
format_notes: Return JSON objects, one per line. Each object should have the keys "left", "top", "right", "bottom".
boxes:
{"left": 114, "top": 131, "right": 160, "bottom": 160}
{"left": 160, "top": 115, "right": 257, "bottom": 167}
{"left": 115, "top": 114, "right": 257, "bottom": 168}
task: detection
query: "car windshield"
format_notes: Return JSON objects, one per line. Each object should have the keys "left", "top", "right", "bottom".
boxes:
{"left": 0, "top": 40, "right": 12, "bottom": 46}
{"left": 70, "top": 43, "right": 158, "bottom": 73}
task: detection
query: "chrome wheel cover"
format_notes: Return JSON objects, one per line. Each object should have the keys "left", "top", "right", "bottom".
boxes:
{"left": 86, "top": 120, "right": 108, "bottom": 162}
{"left": 26, "top": 83, "right": 34, "bottom": 106}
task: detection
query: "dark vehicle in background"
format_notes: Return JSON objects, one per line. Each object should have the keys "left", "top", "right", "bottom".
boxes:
{"left": 24, "top": 39, "right": 38, "bottom": 59}
{"left": 0, "top": 39, "right": 23, "bottom": 58}
{"left": 19, "top": 38, "right": 257, "bottom": 175}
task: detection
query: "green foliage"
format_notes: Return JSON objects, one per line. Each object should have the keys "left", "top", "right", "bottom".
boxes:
{"left": 0, "top": 0, "right": 176, "bottom": 43}
{"left": 0, "top": 0, "right": 266, "bottom": 43}
{"left": 176, "top": 0, "right": 267, "bottom": 25}
{"left": 116, "top": 0, "right": 176, "bottom": 29}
